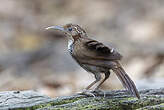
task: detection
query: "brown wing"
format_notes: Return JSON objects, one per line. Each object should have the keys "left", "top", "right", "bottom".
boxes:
{"left": 84, "top": 38, "right": 122, "bottom": 61}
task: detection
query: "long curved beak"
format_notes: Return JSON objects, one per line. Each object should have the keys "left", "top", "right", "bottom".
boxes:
{"left": 46, "top": 26, "right": 65, "bottom": 31}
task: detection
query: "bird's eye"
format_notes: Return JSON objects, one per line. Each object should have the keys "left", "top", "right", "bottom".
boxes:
{"left": 68, "top": 28, "right": 72, "bottom": 31}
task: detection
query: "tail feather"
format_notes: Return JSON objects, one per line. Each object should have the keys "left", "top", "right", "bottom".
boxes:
{"left": 112, "top": 62, "right": 140, "bottom": 99}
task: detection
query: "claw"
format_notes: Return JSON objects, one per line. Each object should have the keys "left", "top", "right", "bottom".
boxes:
{"left": 103, "top": 91, "right": 106, "bottom": 97}
{"left": 93, "top": 89, "right": 106, "bottom": 97}
{"left": 77, "top": 90, "right": 96, "bottom": 98}
{"left": 77, "top": 89, "right": 107, "bottom": 98}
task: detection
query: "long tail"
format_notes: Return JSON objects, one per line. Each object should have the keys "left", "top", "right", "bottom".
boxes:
{"left": 112, "top": 61, "right": 140, "bottom": 99}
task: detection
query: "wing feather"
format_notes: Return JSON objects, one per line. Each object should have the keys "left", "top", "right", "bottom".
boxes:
{"left": 83, "top": 38, "right": 122, "bottom": 60}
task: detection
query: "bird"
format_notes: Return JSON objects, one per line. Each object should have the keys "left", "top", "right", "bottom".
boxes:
{"left": 46, "top": 23, "right": 140, "bottom": 99}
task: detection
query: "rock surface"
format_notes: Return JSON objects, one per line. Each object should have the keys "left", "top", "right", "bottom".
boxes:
{"left": 0, "top": 88, "right": 164, "bottom": 110}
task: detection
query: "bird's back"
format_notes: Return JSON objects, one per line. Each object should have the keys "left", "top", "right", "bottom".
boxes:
{"left": 72, "top": 37, "right": 122, "bottom": 61}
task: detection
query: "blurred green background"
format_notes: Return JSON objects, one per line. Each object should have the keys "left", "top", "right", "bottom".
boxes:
{"left": 0, "top": 0, "right": 164, "bottom": 97}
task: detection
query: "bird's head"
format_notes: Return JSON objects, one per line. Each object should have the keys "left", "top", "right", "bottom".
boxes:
{"left": 46, "top": 24, "right": 87, "bottom": 41}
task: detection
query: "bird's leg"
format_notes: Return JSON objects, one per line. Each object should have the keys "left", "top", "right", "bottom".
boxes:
{"left": 94, "top": 71, "right": 110, "bottom": 90}
{"left": 93, "top": 71, "right": 110, "bottom": 97}
{"left": 85, "top": 80, "right": 99, "bottom": 90}
{"left": 78, "top": 73, "right": 101, "bottom": 97}
{"left": 85, "top": 73, "right": 101, "bottom": 90}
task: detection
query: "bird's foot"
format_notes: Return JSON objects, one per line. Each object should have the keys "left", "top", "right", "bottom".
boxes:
{"left": 77, "top": 89, "right": 106, "bottom": 97}
{"left": 93, "top": 89, "right": 106, "bottom": 97}
{"left": 77, "top": 89, "right": 96, "bottom": 97}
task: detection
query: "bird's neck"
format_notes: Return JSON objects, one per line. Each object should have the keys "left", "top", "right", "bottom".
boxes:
{"left": 72, "top": 33, "right": 84, "bottom": 41}
{"left": 67, "top": 34, "right": 86, "bottom": 54}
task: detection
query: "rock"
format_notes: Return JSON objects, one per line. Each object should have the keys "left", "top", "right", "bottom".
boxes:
{"left": 0, "top": 88, "right": 164, "bottom": 110}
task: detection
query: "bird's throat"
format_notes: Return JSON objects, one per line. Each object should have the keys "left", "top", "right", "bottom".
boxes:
{"left": 68, "top": 39, "right": 74, "bottom": 54}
